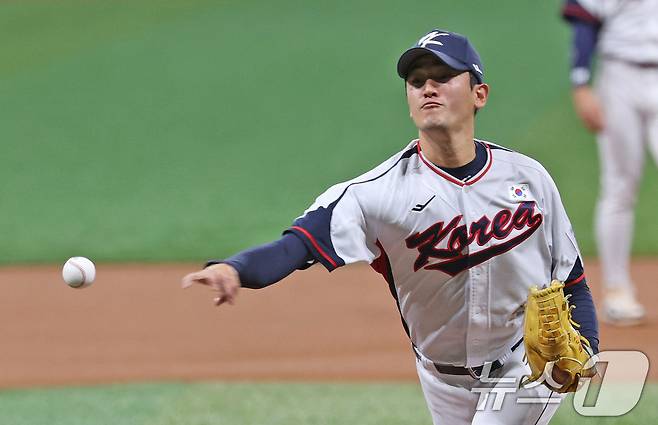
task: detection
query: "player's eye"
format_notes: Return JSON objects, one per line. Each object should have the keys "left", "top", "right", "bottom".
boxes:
{"left": 409, "top": 78, "right": 423, "bottom": 88}
{"left": 407, "top": 71, "right": 459, "bottom": 89}
{"left": 430, "top": 71, "right": 459, "bottom": 83}
{"left": 407, "top": 77, "right": 426, "bottom": 88}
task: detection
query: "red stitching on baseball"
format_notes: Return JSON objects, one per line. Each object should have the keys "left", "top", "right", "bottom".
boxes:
{"left": 69, "top": 260, "right": 87, "bottom": 288}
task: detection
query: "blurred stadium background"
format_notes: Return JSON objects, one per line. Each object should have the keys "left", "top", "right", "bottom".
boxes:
{"left": 1, "top": 0, "right": 656, "bottom": 424}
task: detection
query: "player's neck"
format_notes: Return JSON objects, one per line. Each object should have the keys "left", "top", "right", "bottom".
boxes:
{"left": 418, "top": 129, "right": 476, "bottom": 168}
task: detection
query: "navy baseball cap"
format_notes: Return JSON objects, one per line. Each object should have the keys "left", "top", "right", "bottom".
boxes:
{"left": 397, "top": 29, "right": 484, "bottom": 83}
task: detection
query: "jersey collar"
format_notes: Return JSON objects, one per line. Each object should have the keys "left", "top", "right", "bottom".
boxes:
{"left": 416, "top": 139, "right": 493, "bottom": 187}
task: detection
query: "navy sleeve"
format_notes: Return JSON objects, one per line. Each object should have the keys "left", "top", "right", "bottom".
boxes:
{"left": 205, "top": 233, "right": 314, "bottom": 289}
{"left": 563, "top": 257, "right": 600, "bottom": 354}
{"left": 283, "top": 204, "right": 347, "bottom": 272}
{"left": 561, "top": 0, "right": 602, "bottom": 86}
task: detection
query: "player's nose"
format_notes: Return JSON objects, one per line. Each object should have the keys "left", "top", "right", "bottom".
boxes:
{"left": 422, "top": 79, "right": 439, "bottom": 97}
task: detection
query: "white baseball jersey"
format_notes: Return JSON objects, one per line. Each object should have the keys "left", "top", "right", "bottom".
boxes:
{"left": 285, "top": 139, "right": 581, "bottom": 367}
{"left": 577, "top": 0, "right": 658, "bottom": 63}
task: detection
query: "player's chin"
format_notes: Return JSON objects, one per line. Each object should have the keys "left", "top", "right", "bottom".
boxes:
{"left": 418, "top": 118, "right": 447, "bottom": 132}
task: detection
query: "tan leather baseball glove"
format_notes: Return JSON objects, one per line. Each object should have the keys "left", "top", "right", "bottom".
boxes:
{"left": 522, "top": 280, "right": 596, "bottom": 393}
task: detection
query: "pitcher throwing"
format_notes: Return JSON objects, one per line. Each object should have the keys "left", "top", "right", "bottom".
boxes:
{"left": 183, "top": 29, "right": 599, "bottom": 424}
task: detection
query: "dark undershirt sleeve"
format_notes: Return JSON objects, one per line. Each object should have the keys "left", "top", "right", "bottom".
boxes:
{"left": 568, "top": 20, "right": 601, "bottom": 85}
{"left": 561, "top": 1, "right": 602, "bottom": 86}
{"left": 205, "top": 233, "right": 314, "bottom": 289}
{"left": 564, "top": 257, "right": 600, "bottom": 354}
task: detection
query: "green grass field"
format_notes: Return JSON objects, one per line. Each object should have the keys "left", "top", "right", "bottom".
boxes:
{"left": 0, "top": 381, "right": 655, "bottom": 425}
{"left": 1, "top": 0, "right": 657, "bottom": 264}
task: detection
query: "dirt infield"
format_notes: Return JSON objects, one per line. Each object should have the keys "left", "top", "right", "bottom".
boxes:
{"left": 0, "top": 260, "right": 656, "bottom": 388}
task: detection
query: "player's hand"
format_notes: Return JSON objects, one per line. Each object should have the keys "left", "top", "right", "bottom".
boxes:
{"left": 572, "top": 86, "right": 604, "bottom": 133}
{"left": 181, "top": 263, "right": 241, "bottom": 306}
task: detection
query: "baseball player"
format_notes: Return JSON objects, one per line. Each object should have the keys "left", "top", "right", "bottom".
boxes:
{"left": 562, "top": 0, "right": 658, "bottom": 326}
{"left": 183, "top": 29, "right": 599, "bottom": 424}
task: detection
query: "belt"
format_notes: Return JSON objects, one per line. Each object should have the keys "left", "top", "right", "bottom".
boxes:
{"left": 604, "top": 56, "right": 658, "bottom": 68}
{"left": 630, "top": 61, "right": 658, "bottom": 69}
{"left": 422, "top": 338, "right": 524, "bottom": 379}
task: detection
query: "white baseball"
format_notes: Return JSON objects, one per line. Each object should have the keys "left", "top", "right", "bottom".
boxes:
{"left": 62, "top": 257, "right": 96, "bottom": 288}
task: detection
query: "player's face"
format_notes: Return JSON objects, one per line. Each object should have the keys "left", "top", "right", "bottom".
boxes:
{"left": 405, "top": 55, "right": 487, "bottom": 133}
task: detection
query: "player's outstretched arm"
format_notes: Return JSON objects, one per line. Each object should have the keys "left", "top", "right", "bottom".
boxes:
{"left": 182, "top": 263, "right": 241, "bottom": 306}
{"left": 181, "top": 233, "right": 313, "bottom": 307}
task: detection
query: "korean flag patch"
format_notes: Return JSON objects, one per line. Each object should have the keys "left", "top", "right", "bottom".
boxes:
{"left": 509, "top": 184, "right": 530, "bottom": 201}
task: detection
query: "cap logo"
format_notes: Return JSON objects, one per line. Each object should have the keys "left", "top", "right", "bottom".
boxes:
{"left": 473, "top": 64, "right": 483, "bottom": 75}
{"left": 417, "top": 31, "right": 450, "bottom": 48}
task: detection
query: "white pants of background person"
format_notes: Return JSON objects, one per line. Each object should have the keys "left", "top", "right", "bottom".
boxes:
{"left": 594, "top": 58, "right": 658, "bottom": 324}
{"left": 415, "top": 346, "right": 564, "bottom": 425}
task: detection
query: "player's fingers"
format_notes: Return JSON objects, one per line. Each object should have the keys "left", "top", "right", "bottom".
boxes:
{"left": 209, "top": 272, "right": 239, "bottom": 301}
{"left": 183, "top": 265, "right": 239, "bottom": 306}
{"left": 580, "top": 106, "right": 602, "bottom": 132}
{"left": 572, "top": 86, "right": 605, "bottom": 133}
{"left": 223, "top": 289, "right": 237, "bottom": 305}
{"left": 213, "top": 283, "right": 238, "bottom": 306}
{"left": 182, "top": 269, "right": 228, "bottom": 289}
{"left": 591, "top": 111, "right": 604, "bottom": 132}
{"left": 579, "top": 110, "right": 602, "bottom": 133}
{"left": 181, "top": 272, "right": 209, "bottom": 289}
{"left": 225, "top": 280, "right": 240, "bottom": 299}
{"left": 214, "top": 295, "right": 231, "bottom": 306}
{"left": 210, "top": 280, "right": 228, "bottom": 299}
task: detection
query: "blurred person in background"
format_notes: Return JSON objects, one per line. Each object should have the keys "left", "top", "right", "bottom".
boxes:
{"left": 562, "top": 0, "right": 658, "bottom": 326}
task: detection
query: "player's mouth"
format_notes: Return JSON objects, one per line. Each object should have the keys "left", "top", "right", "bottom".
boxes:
{"left": 421, "top": 102, "right": 442, "bottom": 110}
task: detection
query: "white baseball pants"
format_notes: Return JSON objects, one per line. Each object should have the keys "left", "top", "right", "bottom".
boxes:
{"left": 415, "top": 346, "right": 564, "bottom": 425}
{"left": 594, "top": 59, "right": 658, "bottom": 290}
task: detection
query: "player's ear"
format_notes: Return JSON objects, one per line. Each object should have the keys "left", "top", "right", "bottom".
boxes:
{"left": 405, "top": 82, "right": 413, "bottom": 118}
{"left": 473, "top": 83, "right": 489, "bottom": 110}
